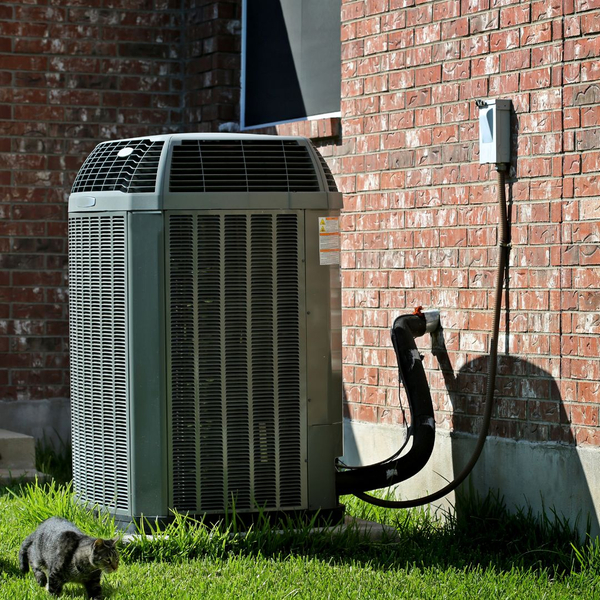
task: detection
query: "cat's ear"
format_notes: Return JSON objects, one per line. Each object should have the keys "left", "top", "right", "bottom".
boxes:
{"left": 93, "top": 539, "right": 105, "bottom": 549}
{"left": 103, "top": 537, "right": 118, "bottom": 547}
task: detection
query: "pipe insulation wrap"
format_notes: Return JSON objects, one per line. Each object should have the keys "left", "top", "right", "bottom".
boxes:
{"left": 336, "top": 313, "right": 436, "bottom": 496}
{"left": 423, "top": 310, "right": 440, "bottom": 333}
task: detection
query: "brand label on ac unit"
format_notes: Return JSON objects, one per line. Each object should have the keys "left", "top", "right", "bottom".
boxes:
{"left": 318, "top": 217, "right": 340, "bottom": 266}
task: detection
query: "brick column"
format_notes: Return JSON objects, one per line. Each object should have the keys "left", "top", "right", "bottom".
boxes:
{"left": 183, "top": 0, "right": 242, "bottom": 131}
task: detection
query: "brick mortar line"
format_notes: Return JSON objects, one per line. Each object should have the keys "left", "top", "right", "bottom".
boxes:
{"left": 339, "top": 12, "right": 563, "bottom": 26}
{"left": 342, "top": 29, "right": 562, "bottom": 45}
{"left": 341, "top": 40, "right": 563, "bottom": 55}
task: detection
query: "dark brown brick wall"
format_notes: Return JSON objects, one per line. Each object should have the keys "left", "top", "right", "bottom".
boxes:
{"left": 183, "top": 1, "right": 242, "bottom": 129}
{"left": 0, "top": 0, "right": 242, "bottom": 402}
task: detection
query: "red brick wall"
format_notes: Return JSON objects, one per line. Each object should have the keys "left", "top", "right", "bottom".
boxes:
{"left": 2, "top": 0, "right": 599, "bottom": 454}
{"left": 317, "top": 0, "right": 600, "bottom": 447}
{"left": 0, "top": 1, "right": 241, "bottom": 403}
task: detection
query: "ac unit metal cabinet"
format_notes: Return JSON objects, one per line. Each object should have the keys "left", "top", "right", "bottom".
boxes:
{"left": 68, "top": 134, "right": 342, "bottom": 524}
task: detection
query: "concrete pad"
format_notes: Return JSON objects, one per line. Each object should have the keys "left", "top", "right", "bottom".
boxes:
{"left": 0, "top": 429, "right": 48, "bottom": 485}
{"left": 0, "top": 468, "right": 47, "bottom": 486}
{"left": 315, "top": 516, "right": 399, "bottom": 541}
{"left": 121, "top": 516, "right": 398, "bottom": 544}
{"left": 0, "top": 428, "right": 36, "bottom": 470}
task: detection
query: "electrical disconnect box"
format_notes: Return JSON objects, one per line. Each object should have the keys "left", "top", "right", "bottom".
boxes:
{"left": 477, "top": 99, "right": 511, "bottom": 165}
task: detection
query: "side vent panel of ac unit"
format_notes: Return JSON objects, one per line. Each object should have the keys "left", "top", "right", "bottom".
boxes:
{"left": 69, "top": 215, "right": 130, "bottom": 512}
{"left": 167, "top": 212, "right": 305, "bottom": 514}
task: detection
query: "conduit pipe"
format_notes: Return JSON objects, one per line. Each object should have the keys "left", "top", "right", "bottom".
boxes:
{"left": 337, "top": 166, "right": 510, "bottom": 508}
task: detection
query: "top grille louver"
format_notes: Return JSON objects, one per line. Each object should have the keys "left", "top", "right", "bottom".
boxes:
{"left": 71, "top": 139, "right": 164, "bottom": 194}
{"left": 169, "top": 139, "right": 321, "bottom": 193}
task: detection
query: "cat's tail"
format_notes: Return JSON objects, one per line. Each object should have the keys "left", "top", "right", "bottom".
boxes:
{"left": 18, "top": 535, "right": 33, "bottom": 573}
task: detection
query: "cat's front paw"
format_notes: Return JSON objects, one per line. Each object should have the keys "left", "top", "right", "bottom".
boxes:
{"left": 47, "top": 573, "right": 64, "bottom": 597}
{"left": 85, "top": 585, "right": 104, "bottom": 599}
{"left": 33, "top": 569, "right": 47, "bottom": 587}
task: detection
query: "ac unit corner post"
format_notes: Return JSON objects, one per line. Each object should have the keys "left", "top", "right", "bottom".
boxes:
{"left": 68, "top": 133, "right": 343, "bottom": 528}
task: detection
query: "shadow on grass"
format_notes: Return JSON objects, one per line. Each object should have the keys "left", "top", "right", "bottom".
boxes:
{"left": 0, "top": 556, "right": 23, "bottom": 578}
{"left": 55, "top": 583, "right": 118, "bottom": 599}
{"left": 14, "top": 580, "right": 118, "bottom": 600}
{"left": 35, "top": 433, "right": 73, "bottom": 485}
{"left": 121, "top": 487, "right": 596, "bottom": 580}
{"left": 340, "top": 487, "right": 590, "bottom": 577}
{"left": 4, "top": 480, "right": 597, "bottom": 582}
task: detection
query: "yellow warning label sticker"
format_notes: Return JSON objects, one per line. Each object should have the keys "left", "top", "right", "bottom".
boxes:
{"left": 318, "top": 217, "right": 340, "bottom": 265}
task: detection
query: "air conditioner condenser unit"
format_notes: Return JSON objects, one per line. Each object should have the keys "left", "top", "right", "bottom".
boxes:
{"left": 68, "top": 134, "right": 343, "bottom": 526}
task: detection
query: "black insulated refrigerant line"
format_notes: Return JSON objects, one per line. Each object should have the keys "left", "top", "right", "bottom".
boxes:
{"left": 336, "top": 166, "right": 510, "bottom": 508}
{"left": 336, "top": 309, "right": 437, "bottom": 496}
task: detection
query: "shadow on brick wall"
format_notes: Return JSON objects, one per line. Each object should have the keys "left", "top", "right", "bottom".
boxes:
{"left": 433, "top": 329, "right": 599, "bottom": 538}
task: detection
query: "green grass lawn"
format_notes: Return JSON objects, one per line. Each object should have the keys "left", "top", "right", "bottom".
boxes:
{"left": 1, "top": 480, "right": 599, "bottom": 599}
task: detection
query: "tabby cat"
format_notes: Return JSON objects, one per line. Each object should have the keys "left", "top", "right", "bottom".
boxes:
{"left": 19, "top": 516, "right": 119, "bottom": 598}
